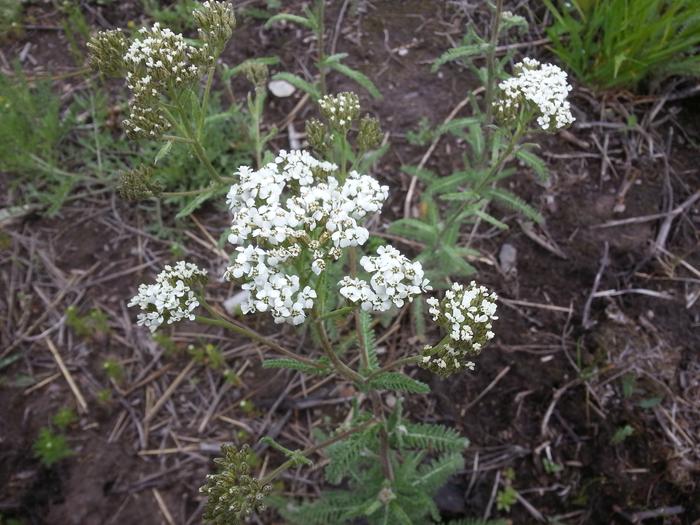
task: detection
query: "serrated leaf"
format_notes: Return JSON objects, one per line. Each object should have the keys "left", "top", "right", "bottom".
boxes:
{"left": 221, "top": 56, "right": 280, "bottom": 81}
{"left": 326, "top": 62, "right": 382, "bottom": 99}
{"left": 485, "top": 187, "right": 544, "bottom": 223}
{"left": 432, "top": 44, "right": 490, "bottom": 71}
{"left": 175, "top": 188, "right": 215, "bottom": 219}
{"left": 474, "top": 209, "right": 508, "bottom": 230}
{"left": 265, "top": 13, "right": 315, "bottom": 30}
{"left": 367, "top": 372, "right": 430, "bottom": 394}
{"left": 441, "top": 245, "right": 477, "bottom": 276}
{"left": 516, "top": 148, "right": 549, "bottom": 181}
{"left": 388, "top": 218, "right": 437, "bottom": 244}
{"left": 320, "top": 52, "right": 348, "bottom": 66}
{"left": 262, "top": 358, "right": 326, "bottom": 375}
{"left": 154, "top": 140, "right": 173, "bottom": 164}
{"left": 271, "top": 72, "right": 320, "bottom": 100}
{"left": 357, "top": 310, "right": 379, "bottom": 371}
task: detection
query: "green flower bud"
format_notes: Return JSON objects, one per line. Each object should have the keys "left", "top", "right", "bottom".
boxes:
{"left": 357, "top": 115, "right": 382, "bottom": 151}
{"left": 318, "top": 92, "right": 360, "bottom": 133}
{"left": 305, "top": 118, "right": 331, "bottom": 156}
{"left": 241, "top": 62, "right": 269, "bottom": 89}
{"left": 117, "top": 165, "right": 162, "bottom": 201}
{"left": 193, "top": 1, "right": 236, "bottom": 54}
{"left": 200, "top": 444, "right": 271, "bottom": 524}
{"left": 87, "top": 30, "right": 128, "bottom": 77}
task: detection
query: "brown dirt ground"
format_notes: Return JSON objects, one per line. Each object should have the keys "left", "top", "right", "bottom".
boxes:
{"left": 1, "top": 1, "right": 699, "bottom": 524}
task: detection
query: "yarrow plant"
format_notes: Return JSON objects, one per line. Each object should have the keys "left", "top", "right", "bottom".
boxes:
{"left": 97, "top": 3, "right": 582, "bottom": 523}
{"left": 393, "top": 0, "right": 576, "bottom": 289}
{"left": 494, "top": 57, "right": 574, "bottom": 131}
{"left": 122, "top": 74, "right": 498, "bottom": 522}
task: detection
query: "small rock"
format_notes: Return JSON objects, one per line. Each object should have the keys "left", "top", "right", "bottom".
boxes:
{"left": 499, "top": 242, "right": 517, "bottom": 276}
{"left": 268, "top": 79, "right": 296, "bottom": 98}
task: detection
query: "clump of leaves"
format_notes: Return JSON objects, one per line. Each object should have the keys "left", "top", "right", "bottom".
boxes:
{"left": 33, "top": 428, "right": 73, "bottom": 467}
{"left": 52, "top": 407, "right": 77, "bottom": 430}
{"left": 543, "top": 0, "right": 700, "bottom": 91}
{"left": 66, "top": 306, "right": 110, "bottom": 339}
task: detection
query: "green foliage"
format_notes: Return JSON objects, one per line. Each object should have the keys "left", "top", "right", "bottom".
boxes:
{"left": 142, "top": 0, "right": 201, "bottom": 33}
{"left": 65, "top": 306, "right": 110, "bottom": 339}
{"left": 0, "top": 0, "right": 22, "bottom": 39}
{"left": 265, "top": 2, "right": 381, "bottom": 99}
{"left": 543, "top": 0, "right": 700, "bottom": 91}
{"left": 33, "top": 427, "right": 73, "bottom": 467}
{"left": 280, "top": 407, "right": 467, "bottom": 525}
{"left": 390, "top": 10, "right": 550, "bottom": 286}
{"left": 52, "top": 407, "right": 77, "bottom": 430}
{"left": 496, "top": 485, "right": 518, "bottom": 512}
{"left": 611, "top": 424, "right": 635, "bottom": 444}
{"left": 366, "top": 372, "right": 430, "bottom": 394}
{"left": 447, "top": 520, "right": 510, "bottom": 525}
{"left": 262, "top": 357, "right": 328, "bottom": 375}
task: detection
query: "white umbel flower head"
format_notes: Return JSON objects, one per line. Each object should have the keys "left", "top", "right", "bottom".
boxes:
{"left": 224, "top": 150, "right": 388, "bottom": 325}
{"left": 338, "top": 245, "right": 431, "bottom": 312}
{"left": 494, "top": 57, "right": 574, "bottom": 131}
{"left": 128, "top": 261, "right": 207, "bottom": 332}
{"left": 420, "top": 281, "right": 497, "bottom": 376}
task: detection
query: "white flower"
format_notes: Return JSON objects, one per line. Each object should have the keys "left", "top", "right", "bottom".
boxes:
{"left": 128, "top": 261, "right": 207, "bottom": 332}
{"left": 338, "top": 245, "right": 431, "bottom": 312}
{"left": 495, "top": 57, "right": 574, "bottom": 131}
{"left": 223, "top": 150, "right": 389, "bottom": 325}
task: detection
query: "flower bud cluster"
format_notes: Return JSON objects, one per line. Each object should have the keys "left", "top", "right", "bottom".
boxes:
{"left": 117, "top": 165, "right": 162, "bottom": 201}
{"left": 193, "top": 1, "right": 236, "bottom": 53}
{"left": 338, "top": 245, "right": 431, "bottom": 312}
{"left": 420, "top": 281, "right": 497, "bottom": 375}
{"left": 200, "top": 444, "right": 271, "bottom": 524}
{"left": 319, "top": 92, "right": 360, "bottom": 131}
{"left": 128, "top": 261, "right": 207, "bottom": 332}
{"left": 122, "top": 22, "right": 212, "bottom": 138}
{"left": 494, "top": 57, "right": 574, "bottom": 132}
{"left": 87, "top": 29, "right": 128, "bottom": 77}
{"left": 224, "top": 150, "right": 389, "bottom": 325}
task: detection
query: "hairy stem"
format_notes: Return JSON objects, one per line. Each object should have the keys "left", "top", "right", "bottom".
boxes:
{"left": 199, "top": 65, "right": 216, "bottom": 139}
{"left": 482, "top": 0, "right": 504, "bottom": 167}
{"left": 312, "top": 307, "right": 363, "bottom": 383}
{"left": 317, "top": 0, "right": 327, "bottom": 95}
{"left": 196, "top": 303, "right": 322, "bottom": 370}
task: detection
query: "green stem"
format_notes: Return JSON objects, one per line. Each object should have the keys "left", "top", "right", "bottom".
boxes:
{"left": 482, "top": 0, "right": 505, "bottom": 167}
{"left": 261, "top": 418, "right": 378, "bottom": 483}
{"left": 312, "top": 307, "right": 363, "bottom": 383}
{"left": 365, "top": 356, "right": 421, "bottom": 382}
{"left": 317, "top": 0, "right": 327, "bottom": 95}
{"left": 199, "top": 65, "right": 216, "bottom": 139}
{"left": 196, "top": 303, "right": 322, "bottom": 370}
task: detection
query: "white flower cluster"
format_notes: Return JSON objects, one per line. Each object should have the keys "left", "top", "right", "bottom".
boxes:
{"left": 338, "top": 245, "right": 431, "bottom": 312}
{"left": 494, "top": 57, "right": 574, "bottom": 131}
{"left": 224, "top": 150, "right": 389, "bottom": 324}
{"left": 421, "top": 282, "right": 497, "bottom": 375}
{"left": 319, "top": 92, "right": 360, "bottom": 129}
{"left": 128, "top": 261, "right": 207, "bottom": 332}
{"left": 122, "top": 23, "right": 211, "bottom": 138}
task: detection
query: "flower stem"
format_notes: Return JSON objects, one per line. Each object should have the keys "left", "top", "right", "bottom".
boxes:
{"left": 483, "top": 0, "right": 505, "bottom": 167}
{"left": 196, "top": 303, "right": 323, "bottom": 370}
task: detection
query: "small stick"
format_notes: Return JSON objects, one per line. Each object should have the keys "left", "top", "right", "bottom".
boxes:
{"left": 46, "top": 339, "right": 88, "bottom": 413}
{"left": 152, "top": 488, "right": 176, "bottom": 525}
{"left": 23, "top": 372, "right": 61, "bottom": 396}
{"left": 144, "top": 359, "right": 197, "bottom": 423}
{"left": 582, "top": 242, "right": 609, "bottom": 330}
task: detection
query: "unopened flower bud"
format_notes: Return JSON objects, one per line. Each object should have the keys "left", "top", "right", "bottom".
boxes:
{"left": 358, "top": 115, "right": 382, "bottom": 151}
{"left": 318, "top": 92, "right": 360, "bottom": 132}
{"left": 241, "top": 62, "right": 269, "bottom": 89}
{"left": 200, "top": 444, "right": 271, "bottom": 524}
{"left": 87, "top": 30, "right": 128, "bottom": 77}
{"left": 193, "top": 1, "right": 236, "bottom": 53}
{"left": 117, "top": 165, "right": 162, "bottom": 201}
{"left": 305, "top": 118, "right": 331, "bottom": 156}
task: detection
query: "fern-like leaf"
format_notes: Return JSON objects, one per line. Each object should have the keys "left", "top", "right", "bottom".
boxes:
{"left": 432, "top": 43, "right": 490, "bottom": 71}
{"left": 400, "top": 422, "right": 469, "bottom": 453}
{"left": 327, "top": 61, "right": 382, "bottom": 100}
{"left": 357, "top": 309, "right": 379, "bottom": 371}
{"left": 367, "top": 372, "right": 430, "bottom": 394}
{"left": 262, "top": 358, "right": 326, "bottom": 375}
{"left": 485, "top": 187, "right": 543, "bottom": 223}
{"left": 413, "top": 452, "right": 464, "bottom": 492}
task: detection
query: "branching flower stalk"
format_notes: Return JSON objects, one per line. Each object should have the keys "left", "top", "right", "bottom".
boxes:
{"left": 124, "top": 79, "right": 495, "bottom": 522}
